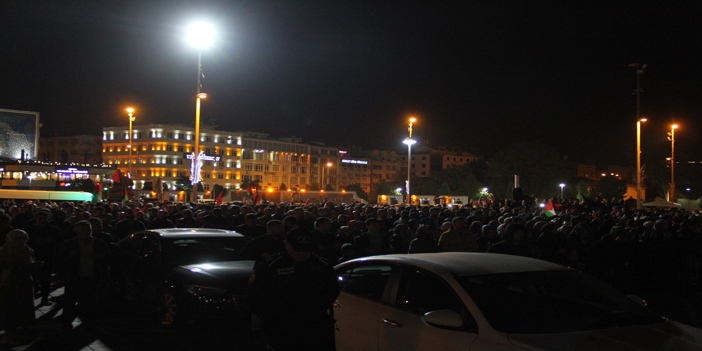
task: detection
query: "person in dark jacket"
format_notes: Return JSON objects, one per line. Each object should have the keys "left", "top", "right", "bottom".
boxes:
{"left": 25, "top": 210, "right": 63, "bottom": 305}
{"left": 487, "top": 223, "right": 532, "bottom": 257}
{"left": 247, "top": 227, "right": 339, "bottom": 351}
{"left": 54, "top": 220, "right": 110, "bottom": 332}
{"left": 0, "top": 229, "right": 42, "bottom": 344}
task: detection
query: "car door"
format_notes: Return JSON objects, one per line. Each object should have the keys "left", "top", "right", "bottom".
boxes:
{"left": 378, "top": 265, "right": 479, "bottom": 351}
{"left": 335, "top": 261, "right": 396, "bottom": 351}
{"left": 117, "top": 232, "right": 163, "bottom": 298}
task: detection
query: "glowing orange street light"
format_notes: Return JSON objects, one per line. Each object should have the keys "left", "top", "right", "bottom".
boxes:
{"left": 636, "top": 118, "right": 647, "bottom": 209}
{"left": 669, "top": 124, "right": 678, "bottom": 202}
{"left": 403, "top": 116, "right": 417, "bottom": 205}
{"left": 126, "top": 107, "right": 135, "bottom": 180}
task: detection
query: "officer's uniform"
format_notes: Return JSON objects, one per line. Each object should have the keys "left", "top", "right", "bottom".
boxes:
{"left": 247, "top": 227, "right": 340, "bottom": 351}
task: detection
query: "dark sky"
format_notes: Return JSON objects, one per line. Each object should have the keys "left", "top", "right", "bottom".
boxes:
{"left": 2, "top": 1, "right": 701, "bottom": 167}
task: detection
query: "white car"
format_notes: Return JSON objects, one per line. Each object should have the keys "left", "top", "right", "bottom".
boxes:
{"left": 334, "top": 253, "right": 702, "bottom": 350}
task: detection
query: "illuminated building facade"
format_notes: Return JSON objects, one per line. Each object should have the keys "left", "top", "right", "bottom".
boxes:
{"left": 102, "top": 124, "right": 345, "bottom": 199}
{"left": 102, "top": 124, "right": 478, "bottom": 200}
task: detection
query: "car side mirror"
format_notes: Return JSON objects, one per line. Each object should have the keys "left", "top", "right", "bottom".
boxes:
{"left": 422, "top": 309, "right": 463, "bottom": 329}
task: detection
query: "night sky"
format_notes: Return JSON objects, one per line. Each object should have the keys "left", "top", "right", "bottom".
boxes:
{"left": 2, "top": 1, "right": 701, "bottom": 167}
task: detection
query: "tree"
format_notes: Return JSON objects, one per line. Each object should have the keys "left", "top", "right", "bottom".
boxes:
{"left": 346, "top": 183, "right": 369, "bottom": 201}
{"left": 485, "top": 141, "right": 567, "bottom": 198}
{"left": 279, "top": 183, "right": 288, "bottom": 191}
{"left": 437, "top": 181, "right": 452, "bottom": 195}
{"left": 590, "top": 175, "right": 628, "bottom": 201}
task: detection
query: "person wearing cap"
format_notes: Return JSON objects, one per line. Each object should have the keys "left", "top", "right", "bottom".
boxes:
{"left": 246, "top": 227, "right": 339, "bottom": 351}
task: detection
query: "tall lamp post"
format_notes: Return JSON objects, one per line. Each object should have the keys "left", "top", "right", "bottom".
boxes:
{"left": 668, "top": 124, "right": 678, "bottom": 202}
{"left": 126, "top": 107, "right": 135, "bottom": 179}
{"left": 323, "top": 162, "right": 333, "bottom": 190}
{"left": 403, "top": 117, "right": 417, "bottom": 205}
{"left": 636, "top": 118, "right": 647, "bottom": 209}
{"left": 187, "top": 22, "right": 214, "bottom": 202}
{"left": 559, "top": 183, "right": 565, "bottom": 199}
{"left": 630, "top": 63, "right": 647, "bottom": 209}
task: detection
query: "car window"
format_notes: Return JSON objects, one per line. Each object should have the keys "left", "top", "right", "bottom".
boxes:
{"left": 162, "top": 236, "right": 248, "bottom": 264}
{"left": 338, "top": 263, "right": 393, "bottom": 302}
{"left": 395, "top": 267, "right": 464, "bottom": 316}
{"left": 118, "top": 232, "right": 159, "bottom": 258}
{"left": 458, "top": 270, "right": 664, "bottom": 334}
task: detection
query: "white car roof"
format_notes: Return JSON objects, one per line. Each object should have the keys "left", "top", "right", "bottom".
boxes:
{"left": 340, "top": 252, "right": 569, "bottom": 276}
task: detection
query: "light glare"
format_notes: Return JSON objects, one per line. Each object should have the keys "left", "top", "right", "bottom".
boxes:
{"left": 187, "top": 22, "right": 215, "bottom": 49}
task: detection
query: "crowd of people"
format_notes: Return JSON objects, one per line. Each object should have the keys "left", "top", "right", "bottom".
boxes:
{"left": 0, "top": 196, "right": 701, "bottom": 345}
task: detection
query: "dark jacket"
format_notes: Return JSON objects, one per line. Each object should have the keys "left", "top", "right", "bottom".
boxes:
{"left": 54, "top": 237, "right": 110, "bottom": 283}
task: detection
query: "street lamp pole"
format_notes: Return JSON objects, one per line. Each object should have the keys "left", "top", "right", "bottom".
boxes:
{"left": 126, "top": 108, "right": 135, "bottom": 180}
{"left": 323, "top": 162, "right": 332, "bottom": 190}
{"left": 636, "top": 118, "right": 647, "bottom": 209}
{"left": 559, "top": 183, "right": 565, "bottom": 199}
{"left": 187, "top": 22, "right": 214, "bottom": 203}
{"left": 630, "top": 63, "right": 647, "bottom": 209}
{"left": 403, "top": 117, "right": 417, "bottom": 205}
{"left": 669, "top": 124, "right": 678, "bottom": 202}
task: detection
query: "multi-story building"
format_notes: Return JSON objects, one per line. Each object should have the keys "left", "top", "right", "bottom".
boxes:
{"left": 338, "top": 148, "right": 403, "bottom": 195}
{"left": 38, "top": 135, "right": 103, "bottom": 164}
{"left": 102, "top": 124, "right": 346, "bottom": 199}
{"left": 400, "top": 144, "right": 481, "bottom": 178}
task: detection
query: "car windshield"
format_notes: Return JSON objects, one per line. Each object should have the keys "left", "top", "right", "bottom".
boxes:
{"left": 457, "top": 270, "right": 664, "bottom": 334}
{"left": 161, "top": 236, "right": 248, "bottom": 265}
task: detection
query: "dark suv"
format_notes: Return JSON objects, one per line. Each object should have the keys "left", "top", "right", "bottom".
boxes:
{"left": 115, "top": 228, "right": 254, "bottom": 327}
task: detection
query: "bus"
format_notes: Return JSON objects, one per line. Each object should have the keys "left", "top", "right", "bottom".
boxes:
{"left": 0, "top": 189, "right": 93, "bottom": 202}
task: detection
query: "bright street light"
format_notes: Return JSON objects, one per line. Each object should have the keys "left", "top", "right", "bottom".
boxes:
{"left": 186, "top": 22, "right": 215, "bottom": 202}
{"left": 403, "top": 136, "right": 417, "bottom": 205}
{"left": 402, "top": 116, "right": 417, "bottom": 205}
{"left": 186, "top": 23, "right": 215, "bottom": 49}
{"left": 126, "top": 107, "right": 135, "bottom": 180}
{"left": 323, "top": 162, "right": 333, "bottom": 190}
{"left": 668, "top": 124, "right": 678, "bottom": 202}
{"left": 636, "top": 118, "right": 647, "bottom": 209}
{"left": 559, "top": 183, "right": 565, "bottom": 199}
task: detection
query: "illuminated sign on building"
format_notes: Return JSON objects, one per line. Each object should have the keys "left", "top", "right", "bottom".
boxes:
{"left": 183, "top": 153, "right": 222, "bottom": 162}
{"left": 55, "top": 167, "right": 89, "bottom": 174}
{"left": 341, "top": 159, "right": 368, "bottom": 165}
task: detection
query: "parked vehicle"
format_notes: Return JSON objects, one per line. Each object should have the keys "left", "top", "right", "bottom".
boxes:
{"left": 115, "top": 228, "right": 254, "bottom": 327}
{"left": 334, "top": 253, "right": 702, "bottom": 350}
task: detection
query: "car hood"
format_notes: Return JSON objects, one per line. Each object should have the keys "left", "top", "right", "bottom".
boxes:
{"left": 173, "top": 261, "right": 255, "bottom": 288}
{"left": 507, "top": 320, "right": 702, "bottom": 351}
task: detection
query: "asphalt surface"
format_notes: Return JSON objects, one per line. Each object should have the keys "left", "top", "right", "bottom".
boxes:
{"left": 0, "top": 285, "right": 264, "bottom": 351}
{"left": 2, "top": 282, "right": 702, "bottom": 350}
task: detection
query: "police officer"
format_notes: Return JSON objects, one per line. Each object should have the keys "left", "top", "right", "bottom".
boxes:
{"left": 247, "top": 227, "right": 339, "bottom": 351}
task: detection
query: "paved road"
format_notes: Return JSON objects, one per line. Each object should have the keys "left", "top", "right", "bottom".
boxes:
{"left": 3, "top": 286, "right": 264, "bottom": 351}
{"left": 4, "top": 282, "right": 702, "bottom": 350}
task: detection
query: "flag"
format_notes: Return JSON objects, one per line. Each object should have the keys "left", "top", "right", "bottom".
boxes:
{"left": 543, "top": 200, "right": 557, "bottom": 217}
{"left": 110, "top": 169, "right": 122, "bottom": 183}
{"left": 216, "top": 189, "right": 226, "bottom": 205}
{"left": 122, "top": 186, "right": 129, "bottom": 206}
{"left": 92, "top": 182, "right": 102, "bottom": 204}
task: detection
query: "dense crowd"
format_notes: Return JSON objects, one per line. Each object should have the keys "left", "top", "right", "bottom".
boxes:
{"left": 1, "top": 196, "right": 701, "bottom": 343}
